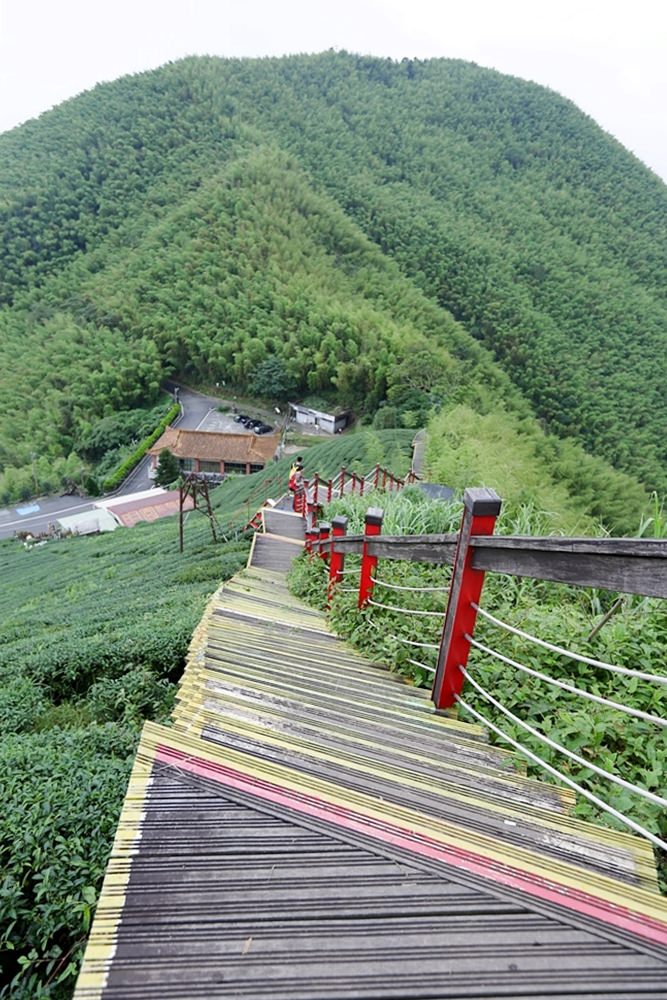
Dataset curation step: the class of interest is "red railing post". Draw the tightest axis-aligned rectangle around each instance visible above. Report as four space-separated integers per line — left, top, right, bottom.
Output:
358 507 383 608
306 478 319 531
382 467 387 489
374 464 380 489
304 527 319 555
293 478 307 515
340 467 346 496
312 473 320 505
359 474 365 497
327 479 333 503
327 514 348 604
318 521 331 563
432 488 502 711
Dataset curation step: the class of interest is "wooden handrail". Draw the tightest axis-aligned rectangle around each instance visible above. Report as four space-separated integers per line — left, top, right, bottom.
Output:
313 532 667 598
470 536 667 599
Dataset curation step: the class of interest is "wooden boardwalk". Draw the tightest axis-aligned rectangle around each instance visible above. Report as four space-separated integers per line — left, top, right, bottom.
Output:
75 509 667 998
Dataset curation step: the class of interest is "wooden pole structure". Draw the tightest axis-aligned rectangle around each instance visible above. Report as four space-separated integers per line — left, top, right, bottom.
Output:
432 488 502 711
179 474 219 552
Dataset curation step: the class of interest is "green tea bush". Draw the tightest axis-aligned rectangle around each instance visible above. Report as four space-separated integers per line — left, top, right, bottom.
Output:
0 724 136 998
0 678 48 736
86 668 173 725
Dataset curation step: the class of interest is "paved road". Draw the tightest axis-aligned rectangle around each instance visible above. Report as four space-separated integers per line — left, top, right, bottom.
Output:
0 384 231 541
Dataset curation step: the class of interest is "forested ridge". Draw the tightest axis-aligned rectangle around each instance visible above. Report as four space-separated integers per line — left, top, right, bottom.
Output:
1 50 666 502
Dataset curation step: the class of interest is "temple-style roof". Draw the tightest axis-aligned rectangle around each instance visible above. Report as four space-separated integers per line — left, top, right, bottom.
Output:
149 427 279 464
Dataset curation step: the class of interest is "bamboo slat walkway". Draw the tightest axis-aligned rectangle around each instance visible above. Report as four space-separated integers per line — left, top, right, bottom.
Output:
75 509 667 998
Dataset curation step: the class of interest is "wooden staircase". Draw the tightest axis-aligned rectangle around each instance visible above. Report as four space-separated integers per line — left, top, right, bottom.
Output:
74 509 667 998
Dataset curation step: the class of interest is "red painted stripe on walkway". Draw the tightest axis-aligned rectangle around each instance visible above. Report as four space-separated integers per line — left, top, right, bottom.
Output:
155 743 667 948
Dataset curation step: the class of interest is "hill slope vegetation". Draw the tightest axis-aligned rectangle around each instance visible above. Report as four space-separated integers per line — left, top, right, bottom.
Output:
1 52 666 501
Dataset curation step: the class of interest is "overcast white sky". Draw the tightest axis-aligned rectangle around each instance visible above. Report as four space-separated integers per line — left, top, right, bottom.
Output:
1 0 665 182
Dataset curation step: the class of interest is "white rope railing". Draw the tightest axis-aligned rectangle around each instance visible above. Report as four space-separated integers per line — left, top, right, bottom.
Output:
472 604 667 686
366 617 439 649
462 667 667 809
371 575 450 594
389 634 439 649
458 668 667 852
407 657 435 674
466 635 667 729
367 598 443 617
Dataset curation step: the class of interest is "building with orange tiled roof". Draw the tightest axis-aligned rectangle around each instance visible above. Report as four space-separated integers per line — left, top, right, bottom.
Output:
148 428 279 478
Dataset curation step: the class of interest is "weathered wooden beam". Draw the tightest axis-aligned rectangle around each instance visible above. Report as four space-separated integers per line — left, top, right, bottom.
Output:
368 536 458 563
470 537 667 598
309 531 667 598
310 533 458 562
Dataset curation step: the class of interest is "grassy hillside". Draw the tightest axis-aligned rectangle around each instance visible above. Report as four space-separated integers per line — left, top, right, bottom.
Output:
0 52 665 499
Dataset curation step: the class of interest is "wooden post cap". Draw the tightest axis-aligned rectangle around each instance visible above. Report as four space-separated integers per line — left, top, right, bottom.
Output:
463 487 502 517
365 507 384 527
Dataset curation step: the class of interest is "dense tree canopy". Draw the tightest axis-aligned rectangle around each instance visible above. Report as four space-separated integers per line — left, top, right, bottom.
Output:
0 51 665 499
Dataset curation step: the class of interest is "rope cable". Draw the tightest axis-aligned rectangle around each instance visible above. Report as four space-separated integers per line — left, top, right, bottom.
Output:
457 675 667 852
461 667 667 810
466 636 667 729
368 598 443 617
472 604 667 686
406 657 435 674
365 618 439 649
370 575 450 594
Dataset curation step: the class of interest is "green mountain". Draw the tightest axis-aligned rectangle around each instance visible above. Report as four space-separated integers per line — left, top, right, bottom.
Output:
1 51 665 505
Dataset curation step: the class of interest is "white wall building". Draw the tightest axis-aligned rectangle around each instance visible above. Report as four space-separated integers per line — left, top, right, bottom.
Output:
289 404 350 434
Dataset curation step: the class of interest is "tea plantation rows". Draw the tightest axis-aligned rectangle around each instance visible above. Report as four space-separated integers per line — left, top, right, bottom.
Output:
0 429 413 998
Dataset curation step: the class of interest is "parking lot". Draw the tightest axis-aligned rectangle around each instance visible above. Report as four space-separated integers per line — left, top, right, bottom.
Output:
196 408 280 435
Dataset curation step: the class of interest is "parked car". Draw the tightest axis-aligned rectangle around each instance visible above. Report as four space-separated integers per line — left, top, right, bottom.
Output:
235 414 251 425
254 423 274 435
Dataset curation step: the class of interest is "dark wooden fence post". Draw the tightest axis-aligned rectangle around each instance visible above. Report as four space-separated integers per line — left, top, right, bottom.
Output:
339 467 346 497
327 515 348 604
358 507 384 608
374 464 380 489
432 488 502 711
